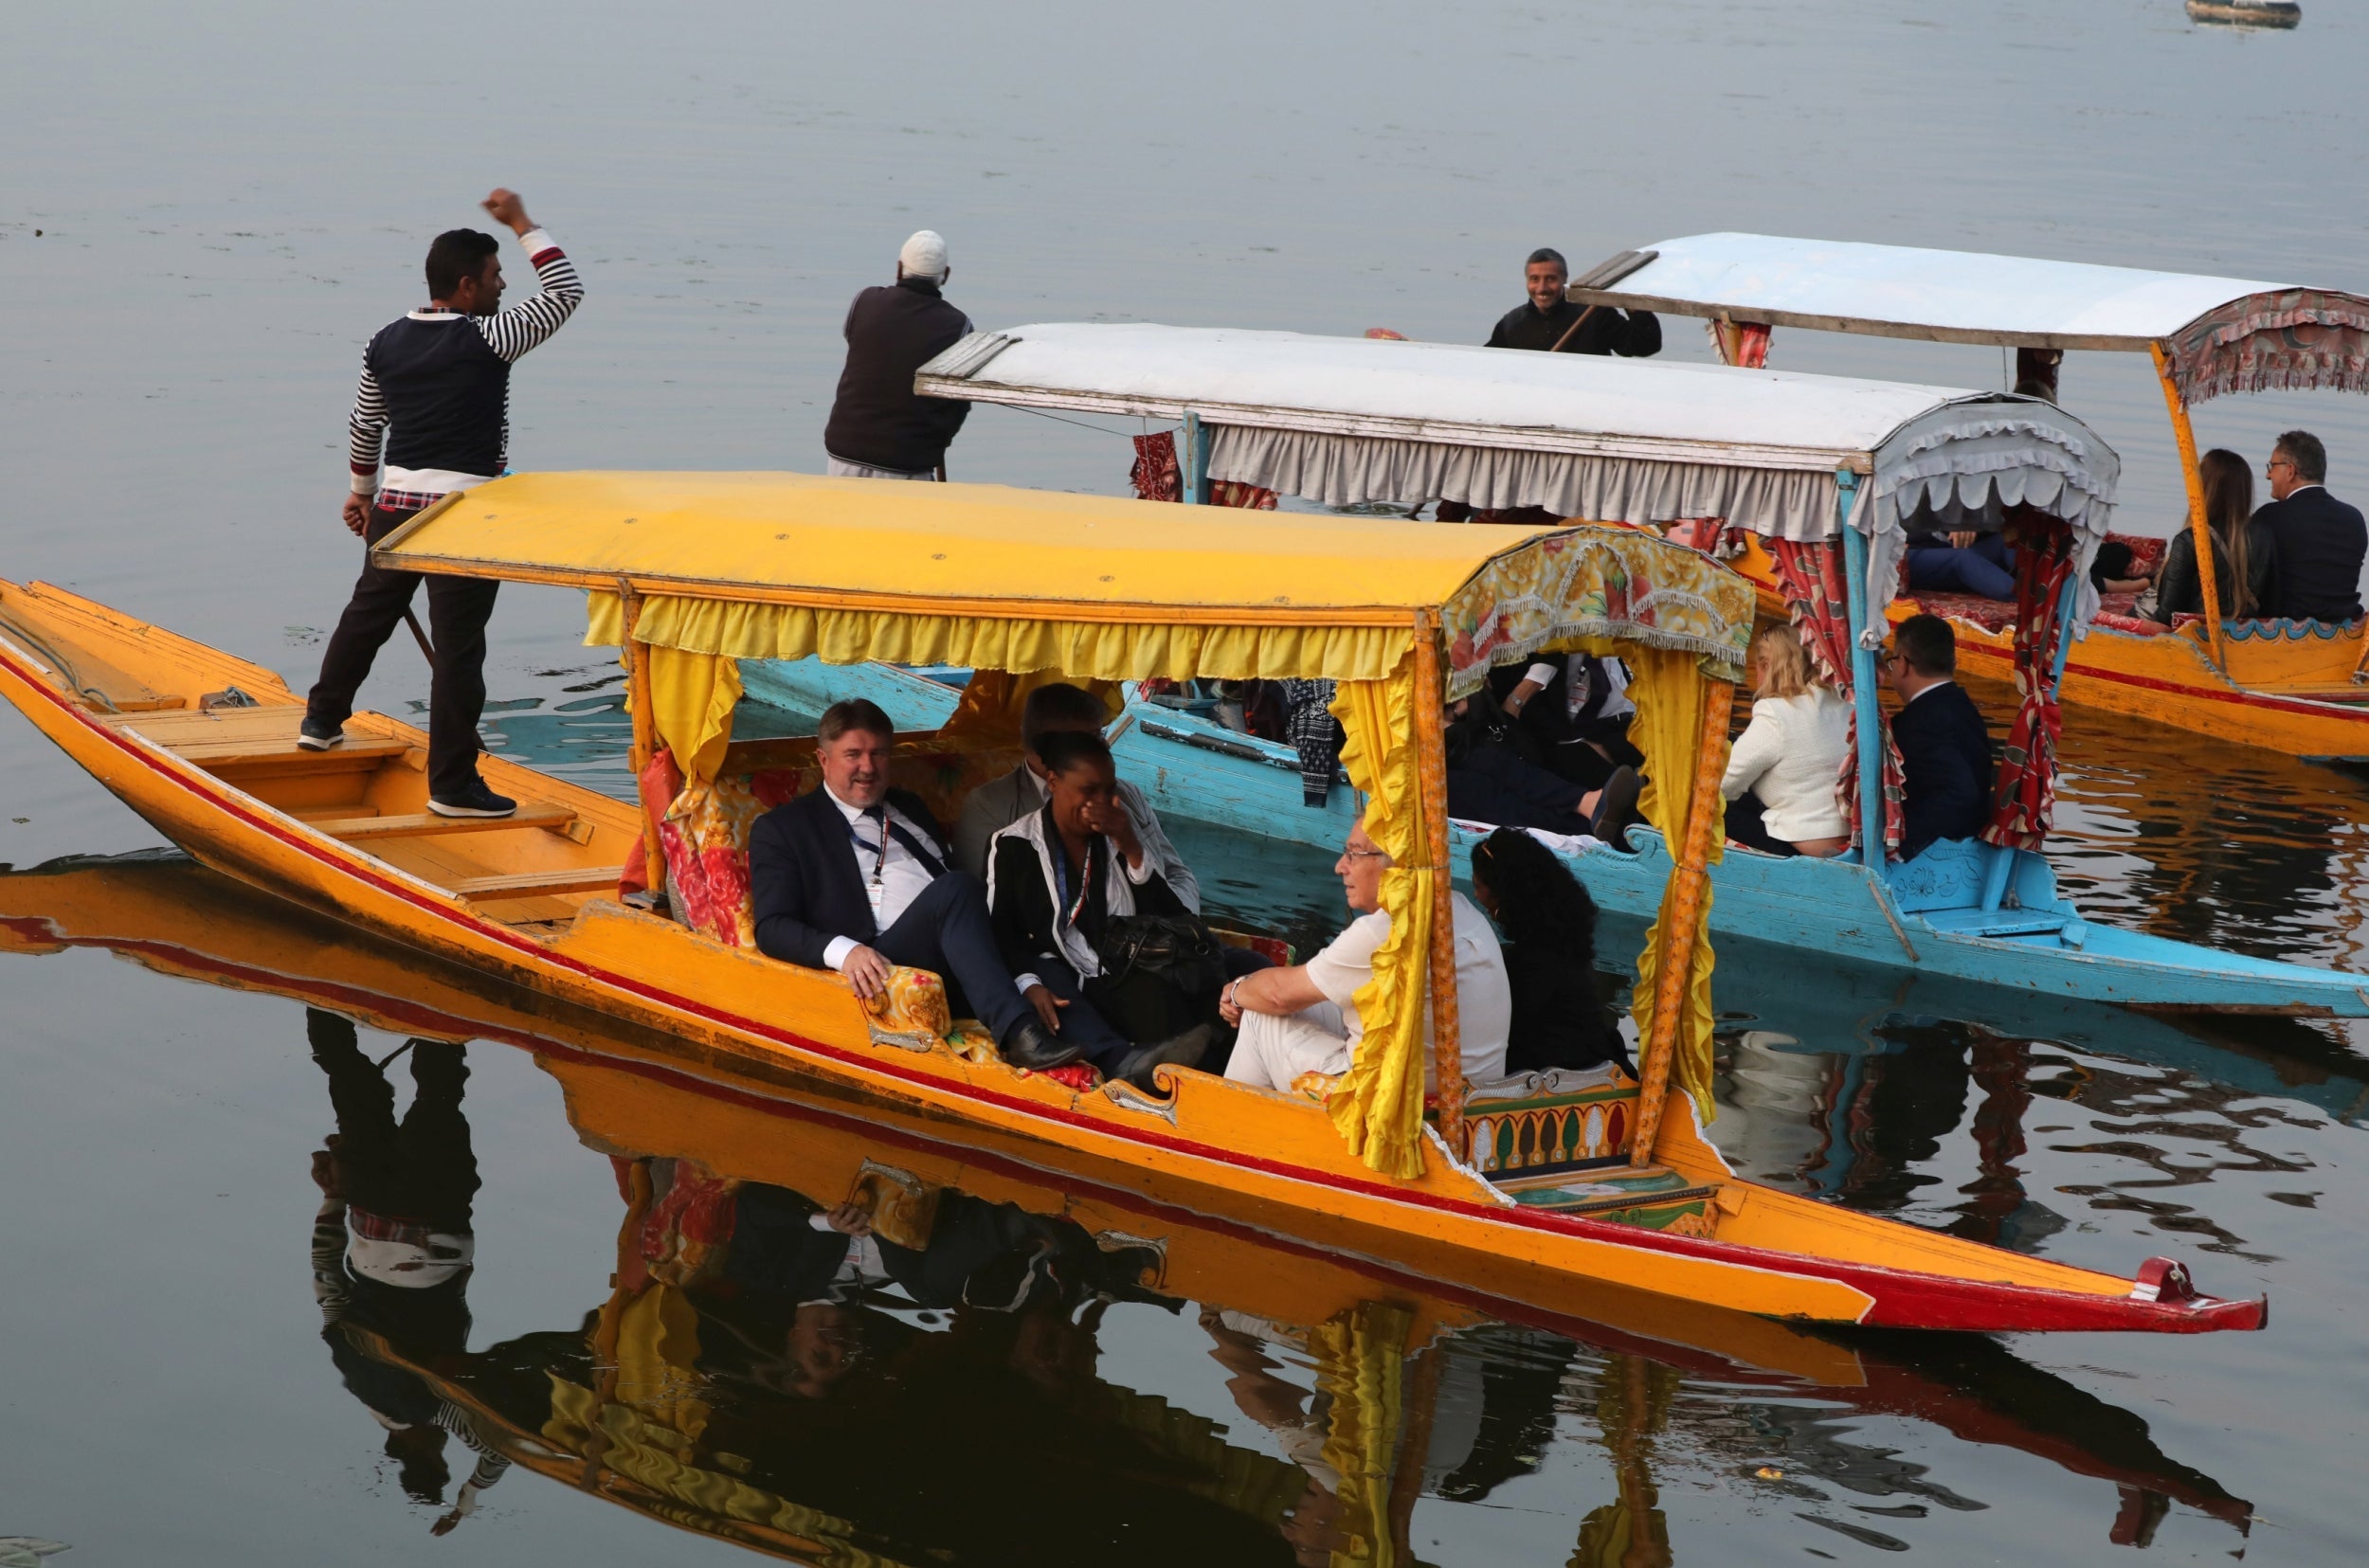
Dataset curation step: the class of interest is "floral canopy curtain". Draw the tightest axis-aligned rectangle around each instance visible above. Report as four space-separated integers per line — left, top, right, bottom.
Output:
1765 539 1904 860
1981 512 2077 852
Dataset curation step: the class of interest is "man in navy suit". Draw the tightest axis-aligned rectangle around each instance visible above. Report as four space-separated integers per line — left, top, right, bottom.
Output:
749 699 1075 1069
1882 614 1996 861
2257 430 2366 623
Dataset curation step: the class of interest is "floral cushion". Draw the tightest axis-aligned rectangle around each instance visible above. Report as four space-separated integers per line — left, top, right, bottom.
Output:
1907 590 2016 634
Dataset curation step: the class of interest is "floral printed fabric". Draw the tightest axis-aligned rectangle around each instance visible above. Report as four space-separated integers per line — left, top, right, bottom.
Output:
1981 513 2076 853
1766 538 1905 861
1441 526 1754 700
2163 288 2369 405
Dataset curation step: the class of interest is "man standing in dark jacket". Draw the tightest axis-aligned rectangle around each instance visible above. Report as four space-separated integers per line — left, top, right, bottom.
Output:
2256 430 2367 622
1882 615 1996 861
302 188 584 819
1483 247 1660 358
823 230 973 479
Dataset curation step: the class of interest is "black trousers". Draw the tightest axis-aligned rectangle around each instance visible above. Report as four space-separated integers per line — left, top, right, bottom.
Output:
874 872 1035 1044
306 502 501 798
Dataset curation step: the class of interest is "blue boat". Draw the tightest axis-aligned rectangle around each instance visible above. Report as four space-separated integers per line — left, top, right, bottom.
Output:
738 653 2369 1016
875 321 2369 1018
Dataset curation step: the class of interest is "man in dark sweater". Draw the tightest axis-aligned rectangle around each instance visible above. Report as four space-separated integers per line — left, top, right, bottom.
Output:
2256 429 2367 623
823 230 973 479
1882 614 1996 861
1483 246 1661 359
302 189 584 818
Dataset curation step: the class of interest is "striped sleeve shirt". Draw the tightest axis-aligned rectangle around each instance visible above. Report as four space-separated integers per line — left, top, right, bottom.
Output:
347 228 584 495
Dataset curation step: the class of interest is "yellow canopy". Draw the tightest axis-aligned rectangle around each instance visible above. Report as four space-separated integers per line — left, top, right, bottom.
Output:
377 471 1748 1179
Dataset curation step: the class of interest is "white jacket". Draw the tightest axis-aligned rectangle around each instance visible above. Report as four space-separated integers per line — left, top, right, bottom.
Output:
1721 688 1851 842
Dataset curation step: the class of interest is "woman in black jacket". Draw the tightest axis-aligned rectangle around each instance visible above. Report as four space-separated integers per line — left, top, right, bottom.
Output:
986 730 1214 1086
1468 827 1629 1075
2152 447 2276 622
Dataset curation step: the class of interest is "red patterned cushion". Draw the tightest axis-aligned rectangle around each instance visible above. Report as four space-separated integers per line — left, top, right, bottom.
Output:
1908 591 2016 633
2091 610 2168 637
2106 531 2167 572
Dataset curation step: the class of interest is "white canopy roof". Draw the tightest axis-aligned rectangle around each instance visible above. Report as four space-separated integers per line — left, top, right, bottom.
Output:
919 324 2121 625
1567 232 2301 351
924 322 1985 472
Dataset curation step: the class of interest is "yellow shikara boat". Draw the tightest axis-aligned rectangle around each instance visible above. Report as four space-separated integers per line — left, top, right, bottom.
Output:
1570 233 2369 758
0 470 2263 1332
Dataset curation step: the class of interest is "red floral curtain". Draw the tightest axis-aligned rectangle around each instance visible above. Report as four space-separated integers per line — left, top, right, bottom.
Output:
1130 430 1277 509
1981 511 2076 852
1766 538 1906 861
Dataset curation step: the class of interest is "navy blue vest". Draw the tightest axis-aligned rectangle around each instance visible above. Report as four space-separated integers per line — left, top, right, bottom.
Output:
367 315 511 478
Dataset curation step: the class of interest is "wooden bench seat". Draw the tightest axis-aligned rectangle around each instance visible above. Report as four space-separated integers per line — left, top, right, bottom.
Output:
450 866 624 902
309 803 577 841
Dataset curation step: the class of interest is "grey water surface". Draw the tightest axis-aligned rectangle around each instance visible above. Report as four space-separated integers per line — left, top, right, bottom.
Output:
6 1 2369 1562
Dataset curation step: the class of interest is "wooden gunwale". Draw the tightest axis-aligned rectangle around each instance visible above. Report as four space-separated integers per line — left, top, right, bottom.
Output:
0 588 2265 1333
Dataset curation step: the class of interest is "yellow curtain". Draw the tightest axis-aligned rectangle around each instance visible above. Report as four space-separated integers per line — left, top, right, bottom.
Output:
637 644 743 784
1622 645 1725 1127
1309 1300 1414 1568
1323 653 1432 1181
587 591 1410 686
933 667 1124 749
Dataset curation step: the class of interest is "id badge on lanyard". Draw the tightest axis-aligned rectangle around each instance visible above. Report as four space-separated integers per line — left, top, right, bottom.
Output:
866 873 888 923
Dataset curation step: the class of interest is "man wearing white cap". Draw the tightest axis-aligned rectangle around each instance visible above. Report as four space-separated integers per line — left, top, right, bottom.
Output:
823 230 974 479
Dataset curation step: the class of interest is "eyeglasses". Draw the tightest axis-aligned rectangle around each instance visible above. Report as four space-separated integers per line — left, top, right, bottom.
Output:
2267 459 2295 474
1341 849 1392 863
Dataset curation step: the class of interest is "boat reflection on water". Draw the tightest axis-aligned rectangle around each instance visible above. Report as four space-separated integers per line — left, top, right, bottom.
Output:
0 854 2256 1559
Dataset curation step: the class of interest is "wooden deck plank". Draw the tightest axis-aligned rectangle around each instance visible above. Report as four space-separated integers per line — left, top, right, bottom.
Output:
310 803 577 841
182 737 411 768
451 866 624 901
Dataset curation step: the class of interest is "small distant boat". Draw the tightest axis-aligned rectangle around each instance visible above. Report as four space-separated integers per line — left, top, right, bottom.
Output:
2186 0 2300 27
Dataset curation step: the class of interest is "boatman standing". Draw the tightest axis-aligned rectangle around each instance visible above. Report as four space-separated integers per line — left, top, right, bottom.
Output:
1484 246 1660 358
300 189 584 820
822 230 972 480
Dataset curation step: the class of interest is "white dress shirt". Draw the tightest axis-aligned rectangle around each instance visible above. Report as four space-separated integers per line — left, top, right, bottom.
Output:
819 784 948 972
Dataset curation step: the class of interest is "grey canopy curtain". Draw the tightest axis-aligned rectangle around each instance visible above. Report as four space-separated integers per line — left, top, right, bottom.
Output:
1207 426 1842 541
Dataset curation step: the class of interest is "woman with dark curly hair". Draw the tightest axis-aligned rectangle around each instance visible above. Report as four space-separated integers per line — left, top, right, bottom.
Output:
1468 828 1628 1075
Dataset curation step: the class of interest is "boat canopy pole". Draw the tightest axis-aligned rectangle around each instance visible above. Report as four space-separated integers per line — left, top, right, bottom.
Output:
1631 676 1735 1169
1180 410 1211 505
2153 342 2228 670
618 583 666 889
1413 612 1465 1150
1836 471 1886 875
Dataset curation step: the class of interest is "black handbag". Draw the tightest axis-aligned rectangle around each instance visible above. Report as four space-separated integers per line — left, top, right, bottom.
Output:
1094 913 1229 999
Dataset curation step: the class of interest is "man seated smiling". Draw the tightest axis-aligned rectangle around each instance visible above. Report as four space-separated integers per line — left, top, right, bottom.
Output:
1219 819 1510 1093
748 698 1076 1070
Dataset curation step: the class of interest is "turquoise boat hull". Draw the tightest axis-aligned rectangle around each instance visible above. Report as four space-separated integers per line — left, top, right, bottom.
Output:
740 658 2369 1018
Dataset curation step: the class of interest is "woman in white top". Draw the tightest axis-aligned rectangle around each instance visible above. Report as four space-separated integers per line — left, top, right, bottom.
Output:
1722 625 1852 857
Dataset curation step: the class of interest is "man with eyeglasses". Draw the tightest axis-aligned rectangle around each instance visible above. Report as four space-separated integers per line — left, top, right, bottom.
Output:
1881 615 1995 861
1217 820 1510 1093
2254 430 2365 623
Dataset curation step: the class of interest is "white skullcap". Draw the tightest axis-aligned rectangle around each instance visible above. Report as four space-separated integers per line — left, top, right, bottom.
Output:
898 229 949 280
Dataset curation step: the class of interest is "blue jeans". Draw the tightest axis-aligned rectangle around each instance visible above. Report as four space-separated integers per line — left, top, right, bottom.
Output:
1908 534 2016 600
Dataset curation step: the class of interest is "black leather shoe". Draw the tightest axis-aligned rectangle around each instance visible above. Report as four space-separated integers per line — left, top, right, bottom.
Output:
1589 765 1641 854
1003 1018 1084 1071
1111 1023 1215 1090
297 717 345 751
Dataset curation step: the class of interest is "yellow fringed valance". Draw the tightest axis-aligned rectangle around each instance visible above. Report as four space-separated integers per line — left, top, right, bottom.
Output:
1622 644 1726 1129
1323 652 1432 1180
587 591 1414 687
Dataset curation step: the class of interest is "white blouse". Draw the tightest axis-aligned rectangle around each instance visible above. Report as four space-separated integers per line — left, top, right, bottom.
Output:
1721 688 1852 843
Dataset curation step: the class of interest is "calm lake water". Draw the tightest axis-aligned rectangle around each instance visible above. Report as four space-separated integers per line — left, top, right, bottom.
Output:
8 1 2369 1562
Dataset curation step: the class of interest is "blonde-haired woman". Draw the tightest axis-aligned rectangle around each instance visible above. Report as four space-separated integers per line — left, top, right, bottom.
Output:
1721 625 1852 857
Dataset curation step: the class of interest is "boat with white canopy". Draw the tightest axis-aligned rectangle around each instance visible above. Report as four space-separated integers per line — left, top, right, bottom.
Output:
899 321 2369 1015
1560 232 2369 758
